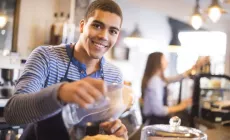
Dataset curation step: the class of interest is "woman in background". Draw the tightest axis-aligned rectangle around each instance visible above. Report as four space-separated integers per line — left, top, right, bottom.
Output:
141 52 193 125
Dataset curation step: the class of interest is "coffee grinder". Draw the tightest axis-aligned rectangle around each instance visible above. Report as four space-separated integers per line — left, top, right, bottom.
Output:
0 69 14 99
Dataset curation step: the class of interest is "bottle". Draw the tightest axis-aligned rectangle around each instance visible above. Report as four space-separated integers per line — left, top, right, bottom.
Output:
49 13 59 45
5 130 16 140
62 13 70 44
205 57 211 74
57 12 65 44
59 12 65 23
62 13 76 44
15 129 23 140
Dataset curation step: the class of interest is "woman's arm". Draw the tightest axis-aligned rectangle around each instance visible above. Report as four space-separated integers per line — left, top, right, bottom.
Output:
167 98 192 114
165 66 194 84
165 74 185 83
143 77 192 116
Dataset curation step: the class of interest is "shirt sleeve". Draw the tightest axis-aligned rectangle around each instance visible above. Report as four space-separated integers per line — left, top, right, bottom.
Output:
4 46 64 125
115 68 123 85
143 77 168 116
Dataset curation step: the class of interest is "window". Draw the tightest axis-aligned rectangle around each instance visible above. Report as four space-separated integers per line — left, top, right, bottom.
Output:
177 31 226 74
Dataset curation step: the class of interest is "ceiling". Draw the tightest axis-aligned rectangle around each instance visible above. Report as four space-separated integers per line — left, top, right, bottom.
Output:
186 0 230 19
129 0 230 32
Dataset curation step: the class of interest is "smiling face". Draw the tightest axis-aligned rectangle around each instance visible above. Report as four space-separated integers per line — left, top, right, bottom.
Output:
79 9 122 59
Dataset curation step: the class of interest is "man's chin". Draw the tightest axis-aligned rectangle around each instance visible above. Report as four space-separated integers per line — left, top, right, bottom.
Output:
89 54 103 59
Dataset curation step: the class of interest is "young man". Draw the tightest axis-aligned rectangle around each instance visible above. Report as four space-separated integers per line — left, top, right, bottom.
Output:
4 0 128 139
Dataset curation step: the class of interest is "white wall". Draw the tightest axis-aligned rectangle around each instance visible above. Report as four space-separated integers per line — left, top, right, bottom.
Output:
225 31 230 75
107 0 171 97
118 0 171 46
17 0 70 57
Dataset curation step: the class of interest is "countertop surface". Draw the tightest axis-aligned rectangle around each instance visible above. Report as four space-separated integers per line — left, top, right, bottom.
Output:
0 99 8 107
194 118 230 140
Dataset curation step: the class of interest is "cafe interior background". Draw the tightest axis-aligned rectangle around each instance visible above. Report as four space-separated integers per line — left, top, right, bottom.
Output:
1 0 230 139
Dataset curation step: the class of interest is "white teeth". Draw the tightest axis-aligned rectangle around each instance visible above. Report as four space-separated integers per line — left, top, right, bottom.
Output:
93 42 105 48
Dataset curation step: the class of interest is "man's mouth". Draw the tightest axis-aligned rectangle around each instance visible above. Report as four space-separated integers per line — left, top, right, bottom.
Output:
92 40 108 48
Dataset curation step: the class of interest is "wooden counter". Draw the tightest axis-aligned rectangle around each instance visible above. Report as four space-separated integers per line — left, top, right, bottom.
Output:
194 118 230 140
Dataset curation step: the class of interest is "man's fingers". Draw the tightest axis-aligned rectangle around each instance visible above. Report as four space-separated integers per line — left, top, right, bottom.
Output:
100 119 121 134
114 124 128 137
110 119 122 133
72 94 88 108
99 119 128 139
84 78 107 95
100 121 110 128
76 88 95 104
83 82 104 101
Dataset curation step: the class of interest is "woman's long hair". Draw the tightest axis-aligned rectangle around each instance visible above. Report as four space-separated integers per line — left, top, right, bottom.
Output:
141 52 163 98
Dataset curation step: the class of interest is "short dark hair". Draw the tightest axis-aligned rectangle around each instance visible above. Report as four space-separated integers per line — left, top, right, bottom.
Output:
84 0 123 22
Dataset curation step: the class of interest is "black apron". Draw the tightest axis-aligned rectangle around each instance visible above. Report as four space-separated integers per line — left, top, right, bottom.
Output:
20 113 69 140
20 44 102 140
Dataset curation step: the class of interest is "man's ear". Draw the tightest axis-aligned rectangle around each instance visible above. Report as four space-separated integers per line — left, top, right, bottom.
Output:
79 19 85 33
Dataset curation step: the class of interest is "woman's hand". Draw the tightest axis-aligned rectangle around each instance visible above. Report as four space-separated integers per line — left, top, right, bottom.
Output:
168 98 192 114
183 56 210 77
183 65 196 77
100 119 128 140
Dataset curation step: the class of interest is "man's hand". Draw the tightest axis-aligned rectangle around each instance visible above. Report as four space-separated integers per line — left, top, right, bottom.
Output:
100 119 128 140
58 77 107 108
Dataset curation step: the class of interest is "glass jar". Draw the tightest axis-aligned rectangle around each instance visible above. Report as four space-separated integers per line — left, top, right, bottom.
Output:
62 83 132 140
141 116 207 140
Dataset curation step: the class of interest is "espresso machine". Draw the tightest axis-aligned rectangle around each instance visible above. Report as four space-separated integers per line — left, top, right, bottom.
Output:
0 68 15 99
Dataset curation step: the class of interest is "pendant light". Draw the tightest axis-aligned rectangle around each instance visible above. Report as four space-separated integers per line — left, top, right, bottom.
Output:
168 18 181 53
0 0 7 29
127 24 142 39
0 13 7 28
123 24 142 47
208 0 225 23
190 0 203 30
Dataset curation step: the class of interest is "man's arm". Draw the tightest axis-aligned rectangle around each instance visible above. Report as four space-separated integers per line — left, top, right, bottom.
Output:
4 46 64 125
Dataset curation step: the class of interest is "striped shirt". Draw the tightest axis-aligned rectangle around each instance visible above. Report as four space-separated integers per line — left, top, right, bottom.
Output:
4 44 123 125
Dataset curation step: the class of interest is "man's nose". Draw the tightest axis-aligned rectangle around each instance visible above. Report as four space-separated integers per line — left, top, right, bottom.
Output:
98 30 109 41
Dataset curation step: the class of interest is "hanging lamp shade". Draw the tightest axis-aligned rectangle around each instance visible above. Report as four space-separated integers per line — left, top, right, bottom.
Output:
169 32 181 46
207 0 226 23
128 24 142 38
0 0 7 29
0 13 7 28
190 0 203 30
123 24 143 47
168 18 182 53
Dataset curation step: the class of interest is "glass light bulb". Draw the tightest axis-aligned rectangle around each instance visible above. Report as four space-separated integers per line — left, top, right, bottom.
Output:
208 6 222 22
0 15 7 28
191 14 203 30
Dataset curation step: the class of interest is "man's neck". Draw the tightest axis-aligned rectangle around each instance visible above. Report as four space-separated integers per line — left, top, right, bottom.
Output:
73 42 100 74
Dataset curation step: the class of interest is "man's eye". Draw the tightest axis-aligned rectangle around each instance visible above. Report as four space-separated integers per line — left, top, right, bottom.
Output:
93 24 101 29
110 30 118 35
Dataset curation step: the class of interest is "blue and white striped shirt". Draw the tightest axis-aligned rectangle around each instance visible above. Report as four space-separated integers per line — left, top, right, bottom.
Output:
4 44 123 125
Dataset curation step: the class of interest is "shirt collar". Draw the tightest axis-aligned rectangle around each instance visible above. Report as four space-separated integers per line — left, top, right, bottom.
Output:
66 44 105 71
